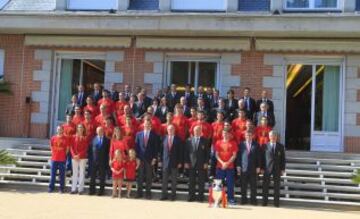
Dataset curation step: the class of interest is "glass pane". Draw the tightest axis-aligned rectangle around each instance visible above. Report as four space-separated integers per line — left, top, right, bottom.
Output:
286 0 310 8
314 65 340 132
315 0 337 8
82 60 105 93
198 62 216 88
171 62 189 91
58 59 75 121
285 64 312 150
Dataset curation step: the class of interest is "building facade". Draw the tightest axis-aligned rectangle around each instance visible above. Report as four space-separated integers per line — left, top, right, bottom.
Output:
0 0 359 153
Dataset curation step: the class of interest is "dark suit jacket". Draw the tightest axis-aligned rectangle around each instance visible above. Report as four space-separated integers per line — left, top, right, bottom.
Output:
135 130 160 163
184 92 195 107
241 97 257 119
155 106 169 123
237 141 260 173
75 92 87 108
144 96 152 109
262 142 286 175
65 103 79 116
91 136 110 167
184 137 210 170
210 107 229 122
160 135 182 169
134 101 147 118
183 105 191 118
225 98 238 120
110 91 119 102
166 92 181 112
90 91 102 104
253 111 276 128
256 99 274 113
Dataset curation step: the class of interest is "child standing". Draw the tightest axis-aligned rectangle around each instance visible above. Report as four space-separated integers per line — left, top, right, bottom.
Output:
111 149 125 198
125 149 139 198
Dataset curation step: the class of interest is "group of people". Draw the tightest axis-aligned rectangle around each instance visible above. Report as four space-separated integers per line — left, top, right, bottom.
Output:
49 82 286 207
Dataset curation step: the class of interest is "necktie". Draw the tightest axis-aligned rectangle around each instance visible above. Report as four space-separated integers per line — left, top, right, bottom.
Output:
246 98 250 111
144 132 149 147
247 141 251 155
168 136 173 151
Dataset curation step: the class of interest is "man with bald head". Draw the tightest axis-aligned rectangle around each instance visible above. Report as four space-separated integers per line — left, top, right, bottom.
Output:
89 126 110 196
184 125 210 202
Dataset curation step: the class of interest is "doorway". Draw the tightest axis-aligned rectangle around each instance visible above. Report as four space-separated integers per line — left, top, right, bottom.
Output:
285 62 343 151
51 55 105 133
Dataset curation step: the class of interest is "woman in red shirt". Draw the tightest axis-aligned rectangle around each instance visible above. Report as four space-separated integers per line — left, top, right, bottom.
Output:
121 116 137 149
125 148 140 198
111 149 126 198
160 112 174 137
255 116 272 149
49 126 68 193
72 106 84 126
103 117 115 139
187 107 198 129
97 90 115 115
115 92 129 117
84 96 99 117
109 127 128 163
70 124 89 194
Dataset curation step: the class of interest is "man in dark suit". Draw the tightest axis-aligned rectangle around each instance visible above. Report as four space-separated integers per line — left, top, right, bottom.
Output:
262 131 286 207
196 86 209 109
90 83 102 104
210 89 220 109
65 95 79 116
180 96 191 118
166 84 181 112
141 88 152 109
196 97 210 121
237 131 261 205
134 93 147 119
210 98 229 122
159 125 182 201
184 125 210 202
110 83 119 102
241 87 257 119
89 126 110 196
135 121 160 199
123 84 131 101
253 102 276 127
256 90 274 113
225 89 238 120
184 84 195 107
75 84 87 108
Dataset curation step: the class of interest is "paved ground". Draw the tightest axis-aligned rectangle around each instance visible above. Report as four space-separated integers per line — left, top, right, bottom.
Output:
0 190 359 219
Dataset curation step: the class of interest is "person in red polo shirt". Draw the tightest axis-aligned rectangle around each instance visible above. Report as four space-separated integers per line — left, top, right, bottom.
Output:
255 117 272 149
84 96 99 117
95 104 109 127
187 107 198 129
62 115 76 172
98 90 115 115
103 117 115 139
121 116 137 149
232 110 248 144
160 112 174 137
70 124 89 194
117 105 138 128
214 128 238 205
49 126 68 193
172 104 189 142
210 111 225 177
72 106 84 126
190 110 213 140
115 92 129 117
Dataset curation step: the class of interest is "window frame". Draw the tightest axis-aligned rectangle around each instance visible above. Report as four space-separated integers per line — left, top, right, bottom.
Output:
67 0 118 11
283 0 341 11
171 0 227 12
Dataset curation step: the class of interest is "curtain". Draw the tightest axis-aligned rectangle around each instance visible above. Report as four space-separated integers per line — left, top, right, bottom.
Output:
58 59 73 121
322 66 340 132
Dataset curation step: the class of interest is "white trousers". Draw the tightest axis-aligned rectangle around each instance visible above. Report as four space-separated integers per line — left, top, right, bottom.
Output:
71 159 87 192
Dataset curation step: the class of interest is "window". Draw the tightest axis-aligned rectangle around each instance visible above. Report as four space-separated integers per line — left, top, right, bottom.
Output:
67 0 118 10
171 0 226 11
168 61 217 93
0 49 4 80
0 0 10 10
284 0 339 10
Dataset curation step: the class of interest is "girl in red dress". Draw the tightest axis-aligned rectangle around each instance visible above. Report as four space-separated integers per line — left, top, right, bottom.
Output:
125 149 140 198
111 149 125 198
109 127 128 162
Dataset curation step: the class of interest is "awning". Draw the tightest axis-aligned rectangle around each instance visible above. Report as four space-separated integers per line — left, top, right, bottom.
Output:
256 39 360 52
136 37 250 51
25 35 132 48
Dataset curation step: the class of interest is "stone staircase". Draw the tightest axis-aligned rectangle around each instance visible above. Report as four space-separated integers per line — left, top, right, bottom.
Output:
0 138 360 207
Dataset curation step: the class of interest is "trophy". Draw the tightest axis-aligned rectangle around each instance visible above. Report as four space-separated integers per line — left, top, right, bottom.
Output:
208 178 227 208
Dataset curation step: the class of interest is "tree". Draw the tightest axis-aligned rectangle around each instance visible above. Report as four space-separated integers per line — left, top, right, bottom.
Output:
0 150 16 165
352 169 360 184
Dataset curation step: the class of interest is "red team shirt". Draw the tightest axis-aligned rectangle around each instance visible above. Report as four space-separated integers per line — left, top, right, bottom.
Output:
172 115 189 141
115 101 128 117
255 126 272 148
125 159 137 181
190 120 213 139
72 115 84 126
84 105 99 117
83 119 97 139
70 135 89 159
109 139 128 160
111 160 125 179
50 135 69 162
121 125 137 149
98 98 115 115
214 140 238 169
232 118 247 143
212 121 225 144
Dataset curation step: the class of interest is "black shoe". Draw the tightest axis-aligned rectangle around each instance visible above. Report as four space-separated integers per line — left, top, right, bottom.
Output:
135 193 143 199
145 194 152 200
262 203 268 207
170 196 176 201
160 196 168 201
97 191 104 196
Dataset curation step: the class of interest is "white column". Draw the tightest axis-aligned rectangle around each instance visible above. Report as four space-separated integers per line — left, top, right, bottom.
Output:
227 0 238 12
56 0 66 10
159 0 171 11
118 0 130 11
270 0 283 12
343 0 356 12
